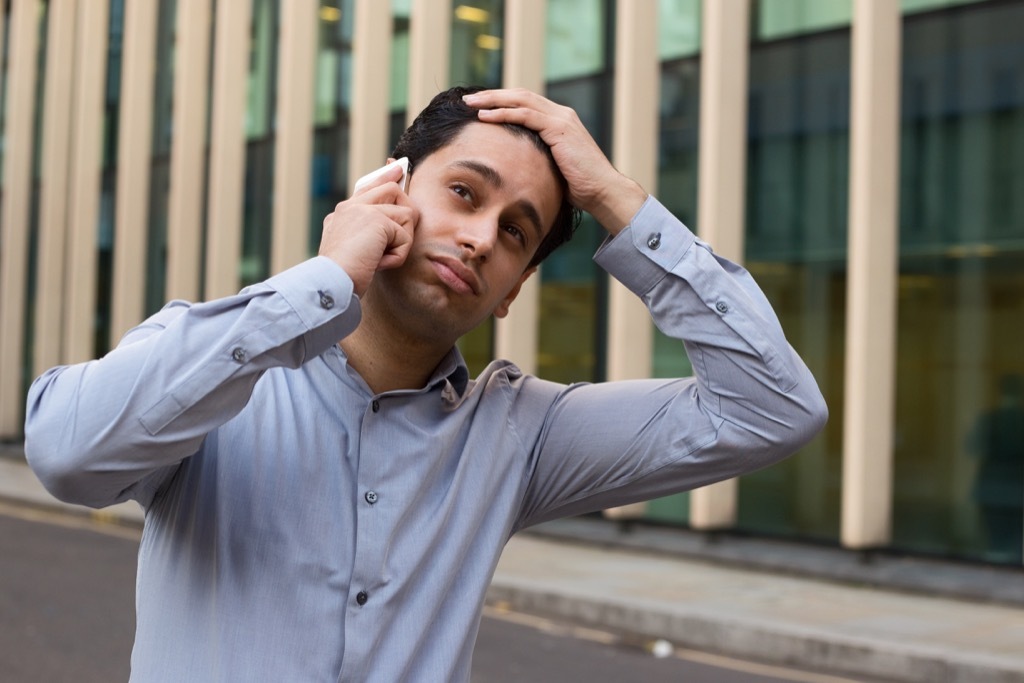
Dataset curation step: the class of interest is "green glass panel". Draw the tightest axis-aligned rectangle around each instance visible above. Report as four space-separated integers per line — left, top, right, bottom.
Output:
240 0 279 288
736 25 850 541
450 0 503 87
658 0 701 60
545 0 604 81
893 1 1024 564
755 0 851 41
311 0 355 257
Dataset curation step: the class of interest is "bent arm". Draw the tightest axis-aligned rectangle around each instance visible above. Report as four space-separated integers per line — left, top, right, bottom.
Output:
25 256 360 508
515 197 828 529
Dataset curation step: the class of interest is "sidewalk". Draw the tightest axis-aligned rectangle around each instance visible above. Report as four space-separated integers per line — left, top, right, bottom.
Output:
3 446 1024 683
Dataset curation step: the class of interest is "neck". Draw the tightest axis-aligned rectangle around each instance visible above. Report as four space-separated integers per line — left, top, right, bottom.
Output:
339 293 454 395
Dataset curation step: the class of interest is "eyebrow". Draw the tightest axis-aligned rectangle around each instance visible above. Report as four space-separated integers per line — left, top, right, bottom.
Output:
450 160 545 243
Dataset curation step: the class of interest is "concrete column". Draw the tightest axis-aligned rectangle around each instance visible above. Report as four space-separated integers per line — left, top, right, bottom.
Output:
0 0 42 436
689 0 751 530
166 0 212 301
63 0 111 364
602 0 660 521
34 0 79 376
349 0 394 191
111 0 159 337
493 0 548 373
271 0 318 274
204 0 253 299
406 0 451 124
841 0 901 549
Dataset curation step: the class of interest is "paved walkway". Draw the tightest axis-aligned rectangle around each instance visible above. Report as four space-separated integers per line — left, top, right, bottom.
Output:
2 447 1023 682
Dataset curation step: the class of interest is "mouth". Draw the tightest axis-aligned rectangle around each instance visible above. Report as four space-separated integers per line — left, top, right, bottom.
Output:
429 256 480 296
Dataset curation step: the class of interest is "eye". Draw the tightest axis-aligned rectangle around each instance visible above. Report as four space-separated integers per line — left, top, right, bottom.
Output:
450 183 474 203
502 224 527 246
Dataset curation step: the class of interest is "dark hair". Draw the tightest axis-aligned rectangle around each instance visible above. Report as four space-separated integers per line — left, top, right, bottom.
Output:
391 85 582 268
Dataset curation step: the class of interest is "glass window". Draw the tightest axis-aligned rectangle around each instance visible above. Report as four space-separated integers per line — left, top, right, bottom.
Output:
736 12 851 541
659 0 701 60
754 0 851 41
96 0 126 355
893 1 1024 564
539 58 613 384
311 0 354 256
451 1 503 86
240 0 279 288
389 0 410 118
145 0 178 315
545 0 605 82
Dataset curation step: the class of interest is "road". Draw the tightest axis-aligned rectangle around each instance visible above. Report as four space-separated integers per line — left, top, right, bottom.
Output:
0 502 864 682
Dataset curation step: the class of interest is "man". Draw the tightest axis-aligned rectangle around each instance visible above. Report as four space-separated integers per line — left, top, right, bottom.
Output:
25 87 827 681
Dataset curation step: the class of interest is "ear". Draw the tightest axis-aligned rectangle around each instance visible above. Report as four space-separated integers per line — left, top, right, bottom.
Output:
494 267 537 319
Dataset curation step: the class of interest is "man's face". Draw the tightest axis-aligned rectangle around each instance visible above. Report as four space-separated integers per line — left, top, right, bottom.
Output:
369 122 562 341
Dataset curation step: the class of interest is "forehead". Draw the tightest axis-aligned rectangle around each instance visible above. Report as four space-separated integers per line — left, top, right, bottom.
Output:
423 122 563 233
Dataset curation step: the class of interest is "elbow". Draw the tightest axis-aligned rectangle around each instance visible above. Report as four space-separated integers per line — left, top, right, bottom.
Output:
24 375 102 508
777 382 829 457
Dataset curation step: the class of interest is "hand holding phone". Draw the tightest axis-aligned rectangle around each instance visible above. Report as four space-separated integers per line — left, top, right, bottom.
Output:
353 157 409 194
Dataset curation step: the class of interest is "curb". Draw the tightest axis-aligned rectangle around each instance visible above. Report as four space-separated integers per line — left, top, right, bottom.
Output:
485 579 1024 683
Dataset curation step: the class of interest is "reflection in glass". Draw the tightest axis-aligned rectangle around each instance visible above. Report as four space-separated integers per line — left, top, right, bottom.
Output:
736 22 850 541
311 0 355 257
539 59 613 384
240 0 279 287
893 2 1024 564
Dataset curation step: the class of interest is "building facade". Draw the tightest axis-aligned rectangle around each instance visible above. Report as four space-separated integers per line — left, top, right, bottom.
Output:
1 0 1021 565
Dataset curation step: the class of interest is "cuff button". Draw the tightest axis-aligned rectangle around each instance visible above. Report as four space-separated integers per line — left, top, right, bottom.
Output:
646 233 662 250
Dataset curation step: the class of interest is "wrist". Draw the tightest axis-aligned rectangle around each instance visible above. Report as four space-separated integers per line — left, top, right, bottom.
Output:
586 176 648 236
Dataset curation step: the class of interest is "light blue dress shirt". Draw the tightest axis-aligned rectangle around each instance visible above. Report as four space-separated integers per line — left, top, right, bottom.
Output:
25 197 827 682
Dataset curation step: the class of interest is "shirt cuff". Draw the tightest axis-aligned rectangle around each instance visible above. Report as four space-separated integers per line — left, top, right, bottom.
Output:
593 196 697 296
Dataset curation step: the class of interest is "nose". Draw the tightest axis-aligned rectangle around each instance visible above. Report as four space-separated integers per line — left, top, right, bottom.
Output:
456 214 498 262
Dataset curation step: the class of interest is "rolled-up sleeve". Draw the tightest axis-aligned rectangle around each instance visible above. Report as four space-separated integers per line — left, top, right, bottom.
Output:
514 197 828 529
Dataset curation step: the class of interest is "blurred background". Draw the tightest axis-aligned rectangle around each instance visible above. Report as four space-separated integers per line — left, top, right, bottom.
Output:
0 0 1021 571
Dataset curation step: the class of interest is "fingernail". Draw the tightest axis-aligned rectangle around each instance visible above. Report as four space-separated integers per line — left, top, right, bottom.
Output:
462 94 480 103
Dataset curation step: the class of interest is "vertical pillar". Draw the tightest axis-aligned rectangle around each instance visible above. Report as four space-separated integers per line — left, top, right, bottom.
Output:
349 0 393 190
204 0 253 298
689 0 751 530
602 0 660 521
493 0 548 373
111 0 159 337
0 0 41 435
406 0 451 124
35 0 79 376
63 0 111 364
166 0 212 301
842 0 901 549
271 0 318 274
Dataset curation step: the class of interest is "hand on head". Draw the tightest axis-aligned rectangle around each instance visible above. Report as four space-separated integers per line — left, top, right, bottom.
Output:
461 88 648 233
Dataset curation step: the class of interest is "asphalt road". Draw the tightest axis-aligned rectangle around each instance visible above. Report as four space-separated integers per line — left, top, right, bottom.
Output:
0 503 862 682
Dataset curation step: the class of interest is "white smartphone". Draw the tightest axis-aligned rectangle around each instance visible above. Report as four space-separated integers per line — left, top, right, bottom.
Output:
353 157 410 194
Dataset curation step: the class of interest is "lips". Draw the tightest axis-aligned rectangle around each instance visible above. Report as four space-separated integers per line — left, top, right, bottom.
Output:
429 255 481 295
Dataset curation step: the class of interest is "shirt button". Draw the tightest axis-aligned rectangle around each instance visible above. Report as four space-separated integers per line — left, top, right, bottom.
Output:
371 400 380 413
318 290 334 309
356 591 368 606
716 301 730 314
646 232 662 250
365 490 378 504
231 347 246 363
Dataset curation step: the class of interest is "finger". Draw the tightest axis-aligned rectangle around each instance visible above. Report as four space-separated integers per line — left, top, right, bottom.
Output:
352 162 406 197
462 88 559 113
